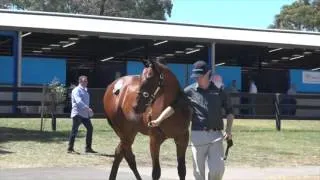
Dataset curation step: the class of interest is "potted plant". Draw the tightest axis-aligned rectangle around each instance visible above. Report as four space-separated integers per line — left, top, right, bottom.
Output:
47 77 67 131
48 77 66 106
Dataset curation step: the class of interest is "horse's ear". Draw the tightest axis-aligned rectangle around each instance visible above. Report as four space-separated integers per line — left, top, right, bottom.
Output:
142 59 151 67
149 59 156 67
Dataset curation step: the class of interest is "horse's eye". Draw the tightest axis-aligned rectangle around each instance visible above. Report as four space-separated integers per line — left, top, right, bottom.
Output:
142 92 149 98
146 72 153 79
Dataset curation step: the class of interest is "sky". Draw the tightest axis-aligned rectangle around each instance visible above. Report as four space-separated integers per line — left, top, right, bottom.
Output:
168 0 296 29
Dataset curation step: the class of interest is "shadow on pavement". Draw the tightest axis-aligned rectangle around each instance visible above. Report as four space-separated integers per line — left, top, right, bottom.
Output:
0 127 84 143
0 146 13 155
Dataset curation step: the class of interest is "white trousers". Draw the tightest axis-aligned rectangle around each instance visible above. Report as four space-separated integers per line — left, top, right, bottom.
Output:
191 130 225 180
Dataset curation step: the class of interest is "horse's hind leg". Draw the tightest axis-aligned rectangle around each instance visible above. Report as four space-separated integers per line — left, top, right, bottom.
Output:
109 143 124 180
123 135 142 180
124 147 141 180
110 132 142 180
174 131 189 180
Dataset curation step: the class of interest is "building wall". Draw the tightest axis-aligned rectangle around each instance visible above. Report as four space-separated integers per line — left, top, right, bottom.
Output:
289 69 320 117
0 56 14 84
2 57 320 116
0 56 66 113
290 69 320 93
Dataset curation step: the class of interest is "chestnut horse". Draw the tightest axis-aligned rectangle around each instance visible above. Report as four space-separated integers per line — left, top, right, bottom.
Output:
103 59 192 180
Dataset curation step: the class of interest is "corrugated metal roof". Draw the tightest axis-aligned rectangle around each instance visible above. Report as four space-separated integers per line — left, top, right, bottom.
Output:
0 9 320 49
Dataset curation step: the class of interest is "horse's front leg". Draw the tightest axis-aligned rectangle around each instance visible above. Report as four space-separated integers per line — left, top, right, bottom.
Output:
150 134 165 180
174 131 189 180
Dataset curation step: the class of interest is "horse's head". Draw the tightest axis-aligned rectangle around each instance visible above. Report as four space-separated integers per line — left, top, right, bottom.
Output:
133 59 164 113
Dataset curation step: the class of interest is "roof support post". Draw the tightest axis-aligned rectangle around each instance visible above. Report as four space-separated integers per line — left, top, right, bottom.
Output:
12 31 22 113
17 32 22 87
208 42 216 73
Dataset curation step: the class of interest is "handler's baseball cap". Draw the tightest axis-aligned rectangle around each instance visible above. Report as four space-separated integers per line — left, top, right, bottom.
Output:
190 60 211 78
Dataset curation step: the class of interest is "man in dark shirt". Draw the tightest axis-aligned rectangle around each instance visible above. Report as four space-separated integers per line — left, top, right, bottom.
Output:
149 61 234 180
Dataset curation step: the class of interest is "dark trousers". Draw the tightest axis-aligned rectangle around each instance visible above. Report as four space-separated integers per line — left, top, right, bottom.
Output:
249 97 256 115
280 97 297 116
68 115 93 150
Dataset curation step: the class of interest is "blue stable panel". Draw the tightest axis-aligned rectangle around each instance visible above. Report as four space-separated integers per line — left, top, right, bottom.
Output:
0 31 16 37
166 63 188 88
290 69 320 93
127 61 145 75
0 56 14 84
22 57 66 85
126 61 189 88
216 66 242 91
0 56 66 85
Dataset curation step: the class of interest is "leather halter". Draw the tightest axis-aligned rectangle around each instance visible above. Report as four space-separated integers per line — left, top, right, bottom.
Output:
140 72 164 107
137 62 165 109
145 72 164 133
138 64 165 133
146 73 164 106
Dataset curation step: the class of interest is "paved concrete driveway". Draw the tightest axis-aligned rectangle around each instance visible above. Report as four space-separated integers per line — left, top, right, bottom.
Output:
0 166 319 180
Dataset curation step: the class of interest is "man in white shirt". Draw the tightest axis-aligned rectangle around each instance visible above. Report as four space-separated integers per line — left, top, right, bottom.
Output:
249 80 258 94
227 80 240 115
249 80 258 115
287 84 297 115
68 75 96 153
287 84 296 95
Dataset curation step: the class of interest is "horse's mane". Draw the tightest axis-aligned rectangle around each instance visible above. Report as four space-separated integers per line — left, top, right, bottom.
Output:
154 61 182 91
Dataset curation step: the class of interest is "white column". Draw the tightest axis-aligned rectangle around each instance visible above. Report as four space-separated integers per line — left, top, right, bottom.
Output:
211 42 216 73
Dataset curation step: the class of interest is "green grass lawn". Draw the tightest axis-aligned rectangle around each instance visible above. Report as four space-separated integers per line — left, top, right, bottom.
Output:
0 118 319 169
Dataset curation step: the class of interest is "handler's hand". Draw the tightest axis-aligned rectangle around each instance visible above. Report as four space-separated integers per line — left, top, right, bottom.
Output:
148 120 161 127
88 107 94 117
224 131 232 140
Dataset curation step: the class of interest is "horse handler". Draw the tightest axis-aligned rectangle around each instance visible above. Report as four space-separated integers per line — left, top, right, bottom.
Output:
67 75 97 154
149 61 234 180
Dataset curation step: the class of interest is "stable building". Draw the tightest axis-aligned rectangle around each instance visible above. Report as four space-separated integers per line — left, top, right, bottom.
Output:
0 9 320 117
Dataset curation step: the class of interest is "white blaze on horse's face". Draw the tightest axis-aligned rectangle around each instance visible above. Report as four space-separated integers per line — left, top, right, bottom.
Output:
140 67 158 93
142 67 154 80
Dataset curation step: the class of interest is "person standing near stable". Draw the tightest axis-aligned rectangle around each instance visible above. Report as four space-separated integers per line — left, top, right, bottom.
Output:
149 61 234 180
249 79 258 115
67 75 96 153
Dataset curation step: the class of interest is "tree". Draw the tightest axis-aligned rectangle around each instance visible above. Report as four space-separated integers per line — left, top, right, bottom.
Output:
269 0 320 31
0 0 12 8
1 0 173 20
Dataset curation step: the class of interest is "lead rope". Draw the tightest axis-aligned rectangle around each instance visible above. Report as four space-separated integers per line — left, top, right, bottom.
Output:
146 74 165 137
146 85 160 127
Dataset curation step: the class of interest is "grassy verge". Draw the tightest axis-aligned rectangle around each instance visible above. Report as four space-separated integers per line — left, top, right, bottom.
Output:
0 118 319 169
